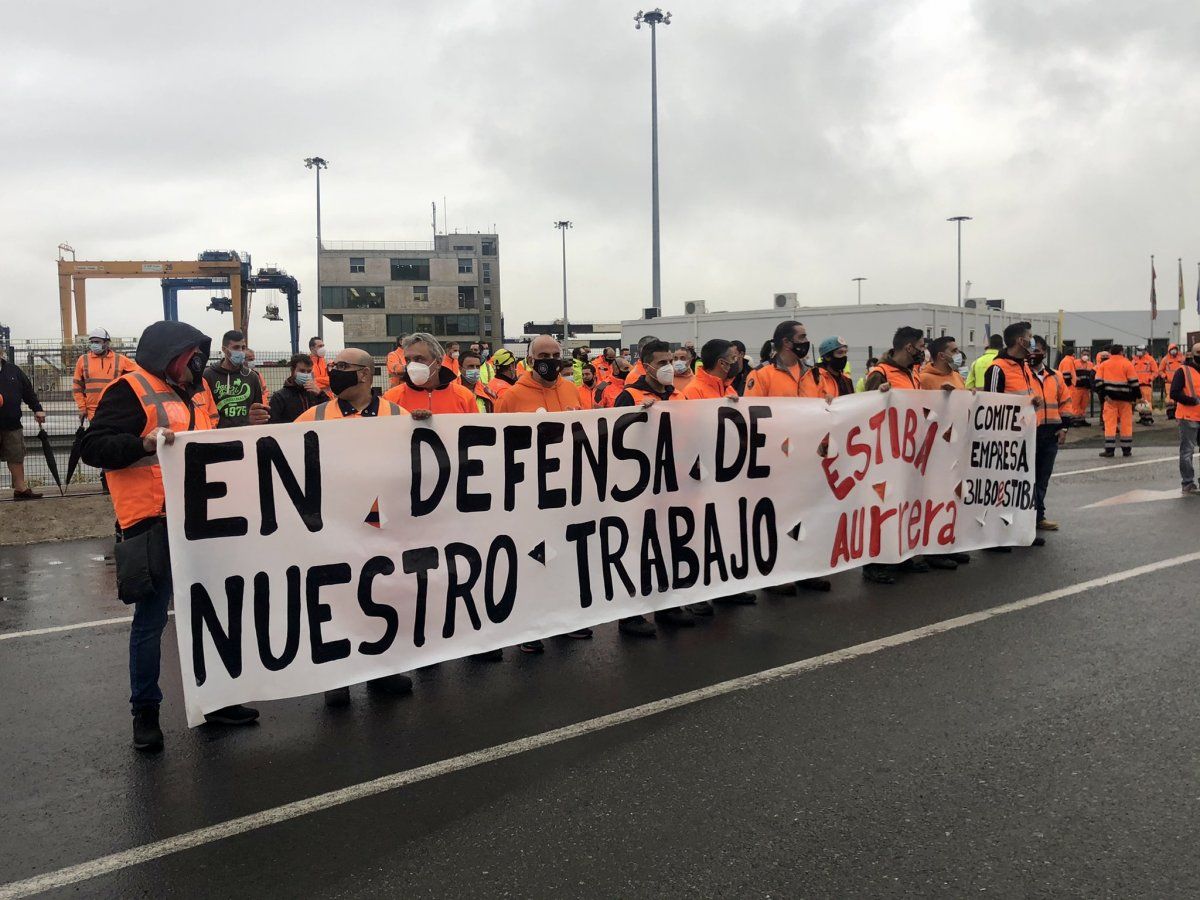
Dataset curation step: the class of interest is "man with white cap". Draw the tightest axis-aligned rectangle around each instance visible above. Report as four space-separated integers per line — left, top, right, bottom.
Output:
73 328 135 422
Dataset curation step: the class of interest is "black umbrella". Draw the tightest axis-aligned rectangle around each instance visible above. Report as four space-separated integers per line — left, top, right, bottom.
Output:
64 420 87 488
36 428 64 496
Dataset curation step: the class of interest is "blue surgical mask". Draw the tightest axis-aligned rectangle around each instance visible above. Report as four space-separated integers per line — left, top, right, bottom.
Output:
295 371 313 385
463 368 480 384
89 341 104 354
229 350 247 367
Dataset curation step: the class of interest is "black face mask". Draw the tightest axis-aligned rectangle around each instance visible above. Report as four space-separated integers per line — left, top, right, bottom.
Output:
792 340 811 359
725 360 741 379
825 356 848 371
532 358 560 381
186 351 206 381
328 368 360 396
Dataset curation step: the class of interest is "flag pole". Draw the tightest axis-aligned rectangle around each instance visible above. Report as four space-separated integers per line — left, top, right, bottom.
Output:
1150 254 1156 350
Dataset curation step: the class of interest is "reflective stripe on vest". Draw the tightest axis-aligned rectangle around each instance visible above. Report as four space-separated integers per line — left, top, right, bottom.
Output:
1034 370 1063 426
78 353 127 394
1179 367 1200 422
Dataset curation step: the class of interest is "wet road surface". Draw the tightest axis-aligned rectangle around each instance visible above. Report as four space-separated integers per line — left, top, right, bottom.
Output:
1 448 1198 897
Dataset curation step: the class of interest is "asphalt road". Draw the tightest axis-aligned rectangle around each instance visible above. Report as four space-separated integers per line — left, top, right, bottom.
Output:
0 447 1198 898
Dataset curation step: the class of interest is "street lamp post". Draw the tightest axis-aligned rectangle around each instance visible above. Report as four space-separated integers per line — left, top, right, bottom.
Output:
554 221 573 344
304 157 329 340
852 276 867 306
635 8 671 313
947 215 972 348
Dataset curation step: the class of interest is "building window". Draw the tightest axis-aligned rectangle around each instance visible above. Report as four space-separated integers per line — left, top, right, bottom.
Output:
458 287 476 309
458 258 473 274
483 289 492 310
452 244 475 252
484 318 493 336
356 342 394 358
390 258 430 280
387 313 479 336
412 285 429 303
969 329 976 343
349 257 365 274
481 240 495 256
482 262 492 284
320 286 385 309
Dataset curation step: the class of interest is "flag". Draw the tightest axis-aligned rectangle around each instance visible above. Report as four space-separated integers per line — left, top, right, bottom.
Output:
1150 256 1157 320
1179 258 1186 312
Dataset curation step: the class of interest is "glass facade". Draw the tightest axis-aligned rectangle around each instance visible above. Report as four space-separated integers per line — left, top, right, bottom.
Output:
320 286 385 309
387 314 480 336
391 258 430 280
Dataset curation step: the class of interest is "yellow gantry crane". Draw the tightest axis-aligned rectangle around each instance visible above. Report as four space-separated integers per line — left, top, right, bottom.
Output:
56 251 250 342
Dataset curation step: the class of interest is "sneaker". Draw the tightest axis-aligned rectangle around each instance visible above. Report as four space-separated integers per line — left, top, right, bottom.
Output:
469 648 504 661
1182 484 1199 495
714 592 757 605
324 686 351 707
926 556 958 570
946 552 971 564
203 704 260 726
618 615 656 637
563 628 594 639
132 706 163 752
367 673 414 695
654 607 695 627
518 640 545 654
685 601 714 616
796 577 832 592
12 488 42 501
1036 519 1059 531
862 564 896 585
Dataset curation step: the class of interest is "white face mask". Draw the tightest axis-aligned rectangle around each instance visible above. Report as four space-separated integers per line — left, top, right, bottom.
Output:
406 362 431 386
451 351 459 360
951 352 964 368
672 360 689 374
656 363 675 385
314 346 326 358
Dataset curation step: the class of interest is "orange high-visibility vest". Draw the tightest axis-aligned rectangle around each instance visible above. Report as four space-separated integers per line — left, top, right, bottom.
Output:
986 357 1034 396
295 398 407 422
73 351 134 418
1177 367 1200 422
867 361 920 390
105 370 216 530
1032 368 1066 426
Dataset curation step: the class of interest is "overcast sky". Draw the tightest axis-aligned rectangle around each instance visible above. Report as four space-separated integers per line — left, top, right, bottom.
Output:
3 0 1199 352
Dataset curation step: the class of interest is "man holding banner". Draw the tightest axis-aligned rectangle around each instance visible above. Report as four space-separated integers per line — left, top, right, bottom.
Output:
82 321 266 752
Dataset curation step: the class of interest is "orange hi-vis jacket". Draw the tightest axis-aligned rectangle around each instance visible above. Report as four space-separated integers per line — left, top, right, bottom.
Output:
494 372 581 412
73 351 135 419
680 366 735 400
441 354 461 377
1058 354 1078 385
983 353 1034 396
598 375 627 408
814 365 854 399
105 370 215 530
295 396 407 422
1131 353 1157 385
577 382 598 409
592 358 615 384
1094 354 1139 401
383 378 478 414
745 359 823 398
867 356 921 391
1160 348 1184 384
1175 366 1200 422
386 348 407 388
1031 366 1067 426
310 353 330 391
917 367 966 390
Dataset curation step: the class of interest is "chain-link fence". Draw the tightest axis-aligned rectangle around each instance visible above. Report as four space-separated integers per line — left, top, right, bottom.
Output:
1 340 387 493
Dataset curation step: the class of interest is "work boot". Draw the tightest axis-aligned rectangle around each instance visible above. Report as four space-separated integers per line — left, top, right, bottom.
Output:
132 706 163 753
1036 519 1059 531
714 592 757 605
862 564 896 585
203 704 260 726
903 557 931 573
368 673 414 695
469 649 504 662
563 628 594 639
796 577 832 592
619 615 656 637
654 607 695 627
518 640 545 654
324 686 351 707
926 556 958 570
685 600 714 616
1098 449 1115 458
946 552 971 564
1122 448 1132 457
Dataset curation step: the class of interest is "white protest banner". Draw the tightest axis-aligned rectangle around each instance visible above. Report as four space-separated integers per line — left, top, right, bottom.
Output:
160 391 1035 725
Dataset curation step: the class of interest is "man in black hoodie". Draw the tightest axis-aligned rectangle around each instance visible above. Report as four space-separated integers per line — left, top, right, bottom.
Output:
82 321 265 752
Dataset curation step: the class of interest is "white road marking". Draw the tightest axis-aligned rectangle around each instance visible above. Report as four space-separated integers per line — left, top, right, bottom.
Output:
1082 489 1183 509
3 549 1199 899
1052 455 1176 478
0 612 173 642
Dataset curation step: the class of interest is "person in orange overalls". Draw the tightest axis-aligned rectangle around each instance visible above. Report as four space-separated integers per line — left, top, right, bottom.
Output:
385 336 407 389
1130 345 1157 424
441 342 461 377
1160 344 1184 420
744 320 822 398
592 347 615 385
309 336 330 391
73 327 136 421
383 334 477 414
1094 344 1139 457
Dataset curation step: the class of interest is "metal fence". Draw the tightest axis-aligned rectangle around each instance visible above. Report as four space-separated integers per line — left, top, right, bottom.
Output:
1 340 391 493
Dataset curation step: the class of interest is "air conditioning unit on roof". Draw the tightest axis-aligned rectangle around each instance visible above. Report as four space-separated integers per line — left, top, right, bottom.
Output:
774 293 798 309
684 299 707 316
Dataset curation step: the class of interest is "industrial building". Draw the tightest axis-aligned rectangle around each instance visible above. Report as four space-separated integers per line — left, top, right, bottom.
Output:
318 234 502 356
621 295 1179 371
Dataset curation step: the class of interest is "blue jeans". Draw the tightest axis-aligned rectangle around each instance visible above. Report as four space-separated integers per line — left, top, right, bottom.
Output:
129 572 172 713
1180 420 1199 487
1034 425 1060 521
